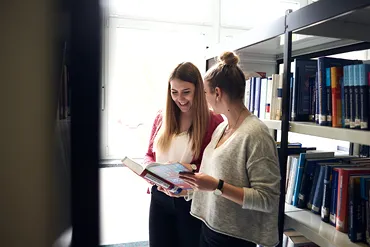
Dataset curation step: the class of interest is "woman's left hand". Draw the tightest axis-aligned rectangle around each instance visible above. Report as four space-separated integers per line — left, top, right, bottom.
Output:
179 172 218 192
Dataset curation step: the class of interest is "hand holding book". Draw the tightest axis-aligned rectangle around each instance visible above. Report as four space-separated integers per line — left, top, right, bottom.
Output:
121 157 194 194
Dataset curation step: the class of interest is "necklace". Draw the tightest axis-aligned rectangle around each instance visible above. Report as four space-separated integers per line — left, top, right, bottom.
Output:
224 108 246 134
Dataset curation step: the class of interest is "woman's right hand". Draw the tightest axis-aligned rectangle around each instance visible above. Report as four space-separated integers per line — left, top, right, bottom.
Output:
157 186 189 198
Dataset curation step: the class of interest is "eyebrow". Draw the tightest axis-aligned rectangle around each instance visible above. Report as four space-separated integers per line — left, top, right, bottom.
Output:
171 88 191 91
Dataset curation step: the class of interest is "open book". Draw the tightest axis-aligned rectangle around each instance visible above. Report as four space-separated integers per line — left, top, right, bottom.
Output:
121 156 192 194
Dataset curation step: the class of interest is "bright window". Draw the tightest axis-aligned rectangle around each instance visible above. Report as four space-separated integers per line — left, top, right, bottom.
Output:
109 0 213 24
105 26 207 158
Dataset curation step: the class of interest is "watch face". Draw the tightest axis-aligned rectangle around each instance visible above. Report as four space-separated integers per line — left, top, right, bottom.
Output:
214 189 222 196
191 164 197 170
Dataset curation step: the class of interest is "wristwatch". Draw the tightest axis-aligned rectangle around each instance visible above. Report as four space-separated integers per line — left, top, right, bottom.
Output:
213 179 224 196
190 164 197 173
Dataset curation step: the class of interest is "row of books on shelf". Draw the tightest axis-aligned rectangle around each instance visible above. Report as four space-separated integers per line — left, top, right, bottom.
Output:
283 229 319 247
245 57 370 131
285 145 370 244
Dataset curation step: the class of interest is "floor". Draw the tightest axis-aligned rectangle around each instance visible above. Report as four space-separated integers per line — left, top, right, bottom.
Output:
100 166 151 245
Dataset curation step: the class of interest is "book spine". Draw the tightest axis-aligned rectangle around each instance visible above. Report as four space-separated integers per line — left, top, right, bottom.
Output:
344 66 351 128
250 78 256 115
330 170 339 226
308 165 321 210
275 74 283 120
312 165 325 214
340 75 345 128
359 64 369 130
254 78 261 118
315 72 319 124
369 72 370 130
331 67 343 128
349 65 356 129
326 67 333 126
265 77 273 120
142 170 181 194
309 76 316 122
336 170 348 232
291 72 298 121
321 166 333 222
354 65 361 129
318 59 328 125
259 79 268 119
244 79 251 109
348 177 363 242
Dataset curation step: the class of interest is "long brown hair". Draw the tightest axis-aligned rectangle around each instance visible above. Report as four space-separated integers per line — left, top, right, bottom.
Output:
156 62 209 159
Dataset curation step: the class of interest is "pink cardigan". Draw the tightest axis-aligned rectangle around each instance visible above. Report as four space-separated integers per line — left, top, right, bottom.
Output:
144 110 224 170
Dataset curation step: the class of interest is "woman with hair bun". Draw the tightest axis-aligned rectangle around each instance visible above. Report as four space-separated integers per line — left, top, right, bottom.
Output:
179 51 281 247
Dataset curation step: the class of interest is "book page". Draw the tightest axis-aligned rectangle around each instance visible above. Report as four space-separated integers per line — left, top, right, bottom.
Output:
121 156 144 175
146 163 192 190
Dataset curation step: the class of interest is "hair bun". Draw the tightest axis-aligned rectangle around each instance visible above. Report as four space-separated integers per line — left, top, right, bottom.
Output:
218 51 239 66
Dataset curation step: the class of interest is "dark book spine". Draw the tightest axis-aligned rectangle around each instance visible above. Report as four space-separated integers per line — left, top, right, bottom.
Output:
315 72 319 124
321 166 333 222
368 72 370 130
297 163 314 209
291 72 298 121
330 170 339 226
348 177 363 242
309 76 316 122
340 76 345 127
308 165 321 210
318 59 328 125
250 78 255 114
326 68 333 126
344 66 351 128
312 165 325 214
367 187 370 244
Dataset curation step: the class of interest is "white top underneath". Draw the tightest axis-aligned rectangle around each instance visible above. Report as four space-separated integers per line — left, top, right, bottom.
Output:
154 132 193 164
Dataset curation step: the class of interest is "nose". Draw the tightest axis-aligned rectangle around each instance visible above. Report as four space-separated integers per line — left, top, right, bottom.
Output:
178 93 186 101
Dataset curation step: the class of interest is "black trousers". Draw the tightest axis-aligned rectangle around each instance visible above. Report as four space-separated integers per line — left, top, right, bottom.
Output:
199 223 257 247
149 186 201 247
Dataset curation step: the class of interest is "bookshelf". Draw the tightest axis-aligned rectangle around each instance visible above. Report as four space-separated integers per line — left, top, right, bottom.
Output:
205 1 370 247
261 119 370 146
285 208 367 247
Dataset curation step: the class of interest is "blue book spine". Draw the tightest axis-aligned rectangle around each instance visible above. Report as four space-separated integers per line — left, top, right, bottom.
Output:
344 66 351 128
326 67 332 126
312 165 326 214
354 65 361 129
340 75 345 128
349 65 356 129
292 153 306 206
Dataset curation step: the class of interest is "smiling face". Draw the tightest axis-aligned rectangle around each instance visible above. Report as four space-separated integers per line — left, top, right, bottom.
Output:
170 78 195 113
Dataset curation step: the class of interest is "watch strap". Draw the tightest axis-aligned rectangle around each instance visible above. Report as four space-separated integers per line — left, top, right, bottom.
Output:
217 179 224 191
